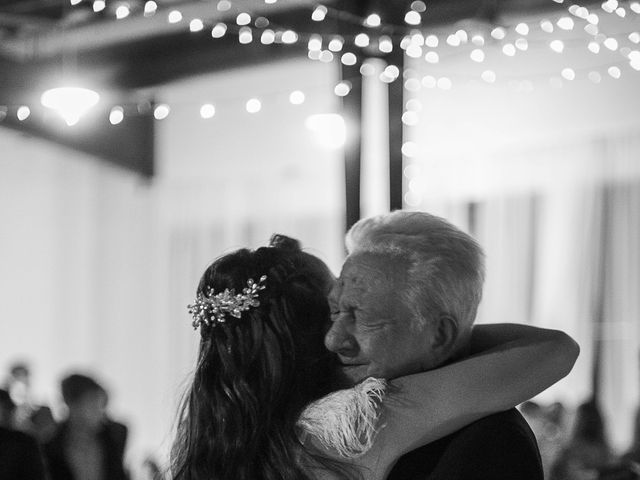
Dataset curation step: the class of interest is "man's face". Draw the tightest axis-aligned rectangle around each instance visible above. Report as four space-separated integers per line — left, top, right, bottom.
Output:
325 252 439 385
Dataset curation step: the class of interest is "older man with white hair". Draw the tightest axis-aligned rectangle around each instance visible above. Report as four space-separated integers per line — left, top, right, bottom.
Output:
325 211 543 480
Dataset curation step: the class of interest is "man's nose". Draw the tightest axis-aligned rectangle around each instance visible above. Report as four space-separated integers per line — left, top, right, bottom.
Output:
324 317 358 356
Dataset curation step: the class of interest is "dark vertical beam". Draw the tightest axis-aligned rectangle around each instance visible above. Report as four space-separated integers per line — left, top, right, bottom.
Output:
341 61 363 232
591 185 610 403
387 50 404 211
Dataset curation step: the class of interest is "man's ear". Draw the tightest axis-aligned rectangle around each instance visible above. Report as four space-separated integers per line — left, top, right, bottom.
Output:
431 314 459 355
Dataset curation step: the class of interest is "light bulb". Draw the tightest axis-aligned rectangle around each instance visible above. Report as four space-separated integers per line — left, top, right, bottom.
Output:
446 34 461 47
557 17 574 30
115 5 130 19
41 86 100 126
608 66 621 78
144 1 157 16
470 49 485 62
425 34 438 47
281 30 298 44
365 13 381 27
604 37 618 50
17 106 30 121
341 52 357 66
236 13 251 26
481 70 497 83
261 29 275 44
540 19 554 33
308 35 322 51
491 27 506 40
200 104 216 119
378 36 393 53
502 43 516 56
289 91 305 105
424 51 439 63
239 27 252 44
211 23 227 38
168 10 182 23
312 5 327 21
334 81 351 96
550 40 565 53
153 104 170 120
405 11 421 25
328 37 344 52
246 98 262 113
190 19 204 32
355 33 370 47
109 106 124 125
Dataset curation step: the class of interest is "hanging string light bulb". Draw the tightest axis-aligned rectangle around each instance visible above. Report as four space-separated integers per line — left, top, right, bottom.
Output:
364 13 381 27
143 1 157 16
41 87 100 126
312 5 327 21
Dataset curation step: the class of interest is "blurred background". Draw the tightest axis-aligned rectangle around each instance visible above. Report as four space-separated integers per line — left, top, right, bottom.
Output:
1 0 639 478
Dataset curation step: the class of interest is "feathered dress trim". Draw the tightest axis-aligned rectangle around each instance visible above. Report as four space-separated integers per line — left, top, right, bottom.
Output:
297 377 388 458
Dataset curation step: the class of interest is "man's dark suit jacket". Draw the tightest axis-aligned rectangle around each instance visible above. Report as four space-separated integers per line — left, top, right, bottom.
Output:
387 408 543 480
44 419 129 480
0 426 47 480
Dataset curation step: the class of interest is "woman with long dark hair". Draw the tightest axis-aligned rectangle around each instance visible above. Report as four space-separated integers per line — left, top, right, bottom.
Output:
171 236 578 480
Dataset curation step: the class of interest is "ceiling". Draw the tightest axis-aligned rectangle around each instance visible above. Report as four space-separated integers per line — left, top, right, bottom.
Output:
0 0 575 98
0 0 571 175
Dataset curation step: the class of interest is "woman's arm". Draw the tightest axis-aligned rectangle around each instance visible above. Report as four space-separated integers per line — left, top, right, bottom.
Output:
363 323 578 467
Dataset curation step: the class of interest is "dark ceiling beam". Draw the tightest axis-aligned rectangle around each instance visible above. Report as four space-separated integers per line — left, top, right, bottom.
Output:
0 11 56 28
0 0 321 61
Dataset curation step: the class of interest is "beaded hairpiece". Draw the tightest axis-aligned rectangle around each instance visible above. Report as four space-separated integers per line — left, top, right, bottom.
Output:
188 275 267 329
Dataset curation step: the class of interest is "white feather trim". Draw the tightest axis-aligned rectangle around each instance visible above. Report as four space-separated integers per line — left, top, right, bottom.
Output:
297 377 388 458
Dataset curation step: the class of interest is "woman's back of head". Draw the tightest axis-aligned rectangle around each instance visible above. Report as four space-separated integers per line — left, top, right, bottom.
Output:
171 235 340 480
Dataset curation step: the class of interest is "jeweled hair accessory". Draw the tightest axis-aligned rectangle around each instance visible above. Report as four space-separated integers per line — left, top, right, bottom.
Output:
188 275 267 329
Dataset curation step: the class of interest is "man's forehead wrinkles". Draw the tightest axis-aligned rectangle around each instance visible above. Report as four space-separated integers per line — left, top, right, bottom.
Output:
342 269 385 290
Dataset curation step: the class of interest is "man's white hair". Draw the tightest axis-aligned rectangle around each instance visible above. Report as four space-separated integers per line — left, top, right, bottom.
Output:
346 211 485 352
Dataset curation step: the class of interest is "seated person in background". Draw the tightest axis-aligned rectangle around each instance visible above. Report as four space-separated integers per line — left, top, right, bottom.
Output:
550 398 614 480
44 373 129 480
0 388 47 480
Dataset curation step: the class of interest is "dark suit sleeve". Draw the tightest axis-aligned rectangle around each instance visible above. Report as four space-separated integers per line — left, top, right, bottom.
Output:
21 434 48 480
427 409 544 480
0 428 48 480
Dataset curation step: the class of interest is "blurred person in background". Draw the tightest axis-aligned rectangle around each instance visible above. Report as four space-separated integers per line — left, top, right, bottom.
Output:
3 360 58 443
4 361 37 430
44 373 129 480
0 388 48 480
141 455 165 480
623 407 640 466
550 398 614 480
521 401 570 478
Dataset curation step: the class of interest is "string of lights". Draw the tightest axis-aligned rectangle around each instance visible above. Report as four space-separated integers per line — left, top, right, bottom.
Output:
2 0 637 126
0 48 635 128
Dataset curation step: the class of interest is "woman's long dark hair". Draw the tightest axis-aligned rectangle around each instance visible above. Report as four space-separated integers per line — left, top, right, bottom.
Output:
171 236 346 480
